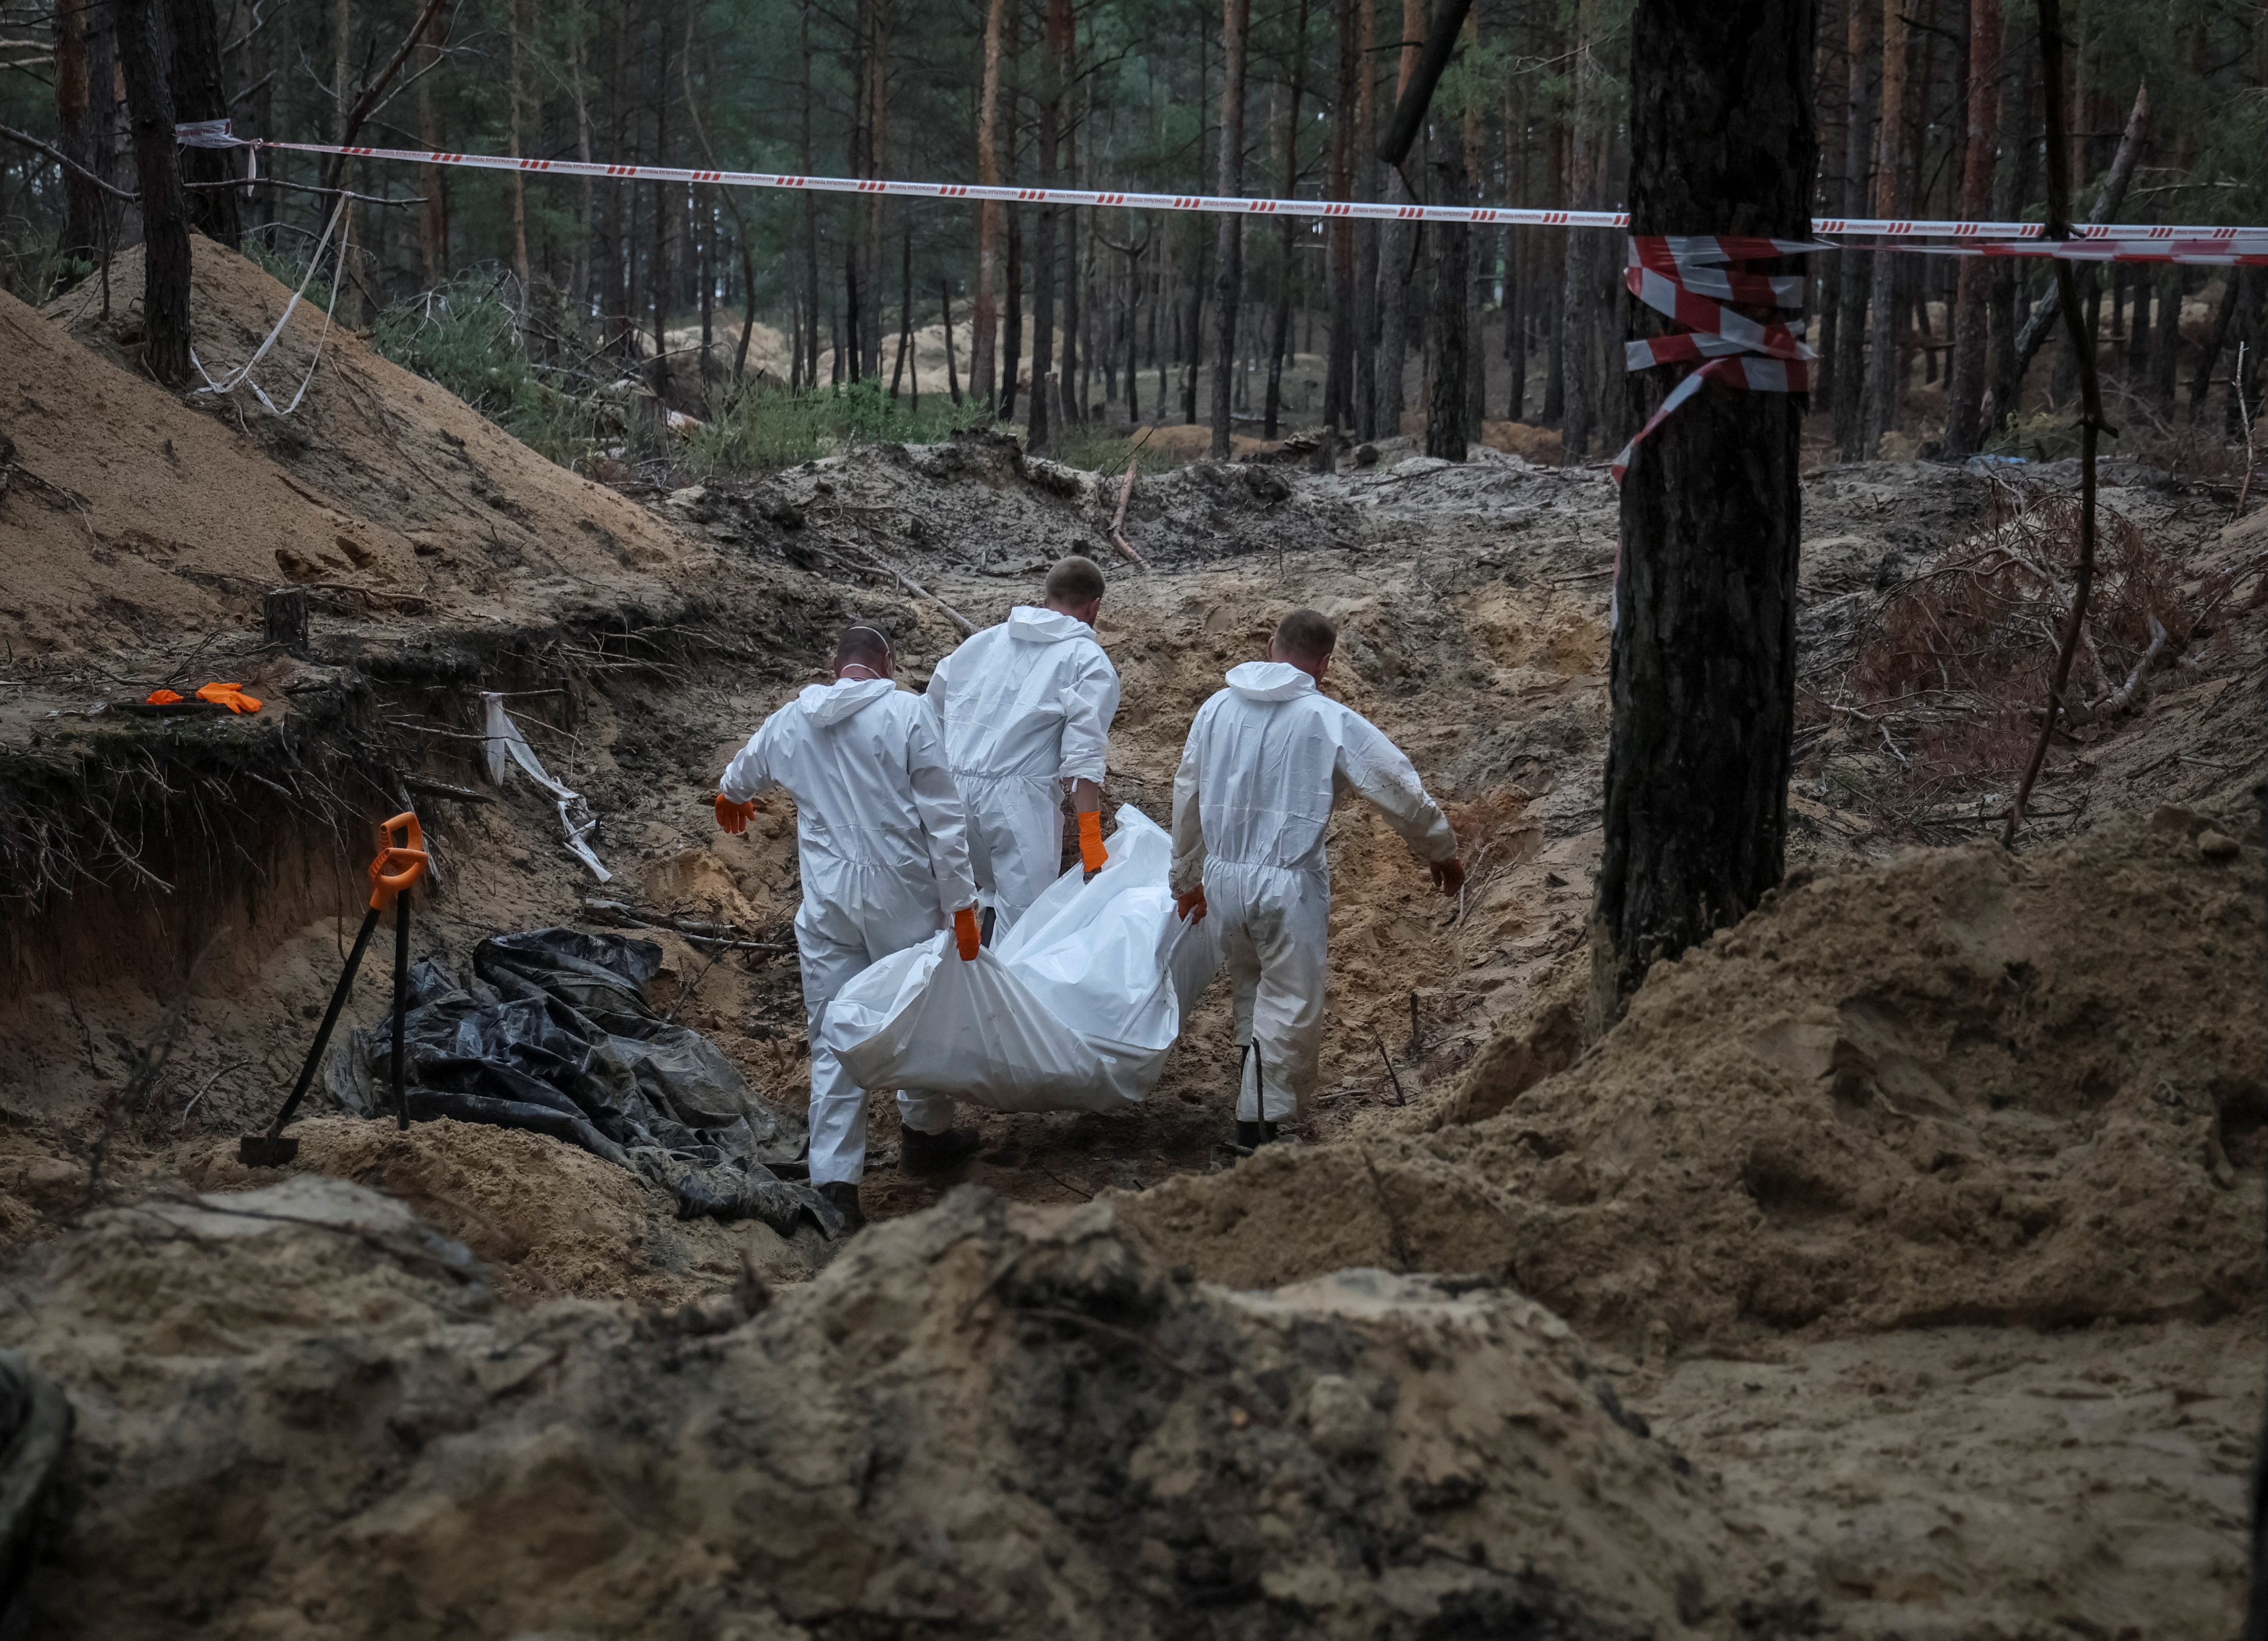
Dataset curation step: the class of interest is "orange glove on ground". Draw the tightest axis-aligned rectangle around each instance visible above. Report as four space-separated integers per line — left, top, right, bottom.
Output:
1174 884 1208 924
714 794 756 834
954 905 981 960
145 689 185 705
1078 810 1107 874
1429 857 1466 896
196 682 262 713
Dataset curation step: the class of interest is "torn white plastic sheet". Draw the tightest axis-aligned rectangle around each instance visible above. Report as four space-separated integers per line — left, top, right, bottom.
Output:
481 692 611 881
191 195 347 418
821 806 1218 1113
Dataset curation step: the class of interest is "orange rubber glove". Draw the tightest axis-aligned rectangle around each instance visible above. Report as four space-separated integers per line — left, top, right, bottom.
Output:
714 794 756 834
1078 810 1107 874
1174 884 1208 924
196 682 262 713
954 905 981 961
145 688 184 705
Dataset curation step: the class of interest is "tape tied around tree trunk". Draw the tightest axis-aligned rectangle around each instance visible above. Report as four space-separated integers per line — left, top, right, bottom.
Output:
1605 237 1820 636
1609 236 1817 488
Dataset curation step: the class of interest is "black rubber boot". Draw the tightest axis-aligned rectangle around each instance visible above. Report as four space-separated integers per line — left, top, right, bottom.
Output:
1233 1120 1281 1151
899 1125 981 1175
817 1180 865 1232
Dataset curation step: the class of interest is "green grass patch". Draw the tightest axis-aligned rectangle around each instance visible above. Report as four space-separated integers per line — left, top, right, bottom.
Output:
1050 422 1185 476
372 275 609 467
684 379 993 476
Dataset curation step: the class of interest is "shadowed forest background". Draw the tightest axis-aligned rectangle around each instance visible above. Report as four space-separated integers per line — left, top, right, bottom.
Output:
2 0 2266 477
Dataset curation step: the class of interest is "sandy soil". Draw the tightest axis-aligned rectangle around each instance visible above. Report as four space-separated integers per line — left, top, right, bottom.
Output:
9 238 692 675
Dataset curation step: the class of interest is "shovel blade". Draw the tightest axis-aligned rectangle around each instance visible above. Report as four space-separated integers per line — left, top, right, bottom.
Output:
237 1133 300 1169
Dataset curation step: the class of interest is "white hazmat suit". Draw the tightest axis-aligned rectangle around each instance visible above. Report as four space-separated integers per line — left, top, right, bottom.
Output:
927 606 1121 932
1169 661 1457 1122
719 678 978 1185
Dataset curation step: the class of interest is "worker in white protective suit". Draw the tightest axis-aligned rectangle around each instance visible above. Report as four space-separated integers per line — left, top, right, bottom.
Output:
926 556 1122 939
715 622 984 1228
1170 609 1464 1150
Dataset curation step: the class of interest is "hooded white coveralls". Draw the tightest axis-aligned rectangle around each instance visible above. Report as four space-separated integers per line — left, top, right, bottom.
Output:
720 678 978 1185
927 606 1121 933
1169 661 1457 1122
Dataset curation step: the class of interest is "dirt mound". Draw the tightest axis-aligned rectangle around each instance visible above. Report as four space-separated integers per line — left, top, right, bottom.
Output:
689 431 1362 580
8 1177 1797 1638
1121 805 2267 1349
5 235 690 670
181 1114 809 1305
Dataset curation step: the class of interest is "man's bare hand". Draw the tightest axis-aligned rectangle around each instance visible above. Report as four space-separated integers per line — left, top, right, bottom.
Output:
1429 857 1465 897
1174 884 1208 924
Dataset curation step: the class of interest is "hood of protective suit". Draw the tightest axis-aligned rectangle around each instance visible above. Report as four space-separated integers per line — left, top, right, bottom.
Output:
1224 661 1317 701
797 676 897 726
1007 606 1093 644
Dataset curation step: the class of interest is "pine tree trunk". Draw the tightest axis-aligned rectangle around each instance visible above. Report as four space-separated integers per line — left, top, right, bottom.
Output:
2126 263 2152 377
1541 114 1566 424
1264 1 1308 442
1323 0 1356 431
861 2 888 381
1984 33 2032 430
890 231 913 398
1351 0 1380 439
1425 138 1469 460
2188 274 2237 424
606 0 633 357
1373 0 1424 440
331 0 360 325
116 0 193 386
1558 21 1598 465
649 9 671 368
972 0 1006 412
1003 205 1023 419
1595 0 1818 1023
1830 0 1871 451
1059 10 1083 432
1209 0 1251 457
54 0 103 265
1460 14 1486 443
1027 0 1067 452
799 0 821 386
2151 267 2184 403
1944 0 2000 454
567 12 590 316
1505 60 1530 420
168 0 239 246
1862 0 1908 454
942 278 963 403
791 285 806 388
510 0 533 295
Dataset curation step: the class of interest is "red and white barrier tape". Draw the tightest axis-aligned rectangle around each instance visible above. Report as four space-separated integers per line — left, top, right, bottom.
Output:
1610 237 1814 487
170 122 2268 255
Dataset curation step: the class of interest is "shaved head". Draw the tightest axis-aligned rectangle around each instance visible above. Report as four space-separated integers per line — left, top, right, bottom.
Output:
1269 609 1337 663
1044 556 1107 607
833 622 895 674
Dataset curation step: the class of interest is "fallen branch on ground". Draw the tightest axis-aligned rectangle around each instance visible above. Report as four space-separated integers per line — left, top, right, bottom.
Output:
821 537 977 636
580 898 790 952
1108 458 1150 570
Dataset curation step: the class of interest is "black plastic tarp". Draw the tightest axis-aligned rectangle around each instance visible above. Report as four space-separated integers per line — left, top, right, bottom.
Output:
327 928 839 1237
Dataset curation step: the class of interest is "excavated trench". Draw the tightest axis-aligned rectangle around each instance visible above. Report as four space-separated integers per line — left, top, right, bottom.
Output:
1 240 2265 1638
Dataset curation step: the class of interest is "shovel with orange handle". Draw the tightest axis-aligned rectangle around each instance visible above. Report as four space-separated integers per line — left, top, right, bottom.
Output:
240 813 428 1167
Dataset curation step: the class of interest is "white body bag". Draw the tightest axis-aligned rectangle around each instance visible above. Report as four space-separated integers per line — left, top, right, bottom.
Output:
820 806 1217 1112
